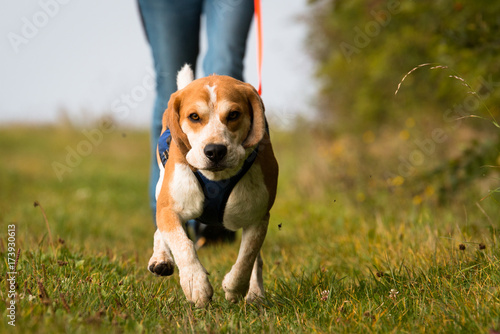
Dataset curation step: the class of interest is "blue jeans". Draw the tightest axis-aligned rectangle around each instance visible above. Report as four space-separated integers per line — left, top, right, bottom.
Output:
138 0 254 219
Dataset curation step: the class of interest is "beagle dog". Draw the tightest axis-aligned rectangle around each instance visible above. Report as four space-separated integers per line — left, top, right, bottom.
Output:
148 65 278 307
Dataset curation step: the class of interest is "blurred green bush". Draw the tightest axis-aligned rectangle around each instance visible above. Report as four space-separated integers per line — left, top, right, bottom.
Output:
307 0 500 131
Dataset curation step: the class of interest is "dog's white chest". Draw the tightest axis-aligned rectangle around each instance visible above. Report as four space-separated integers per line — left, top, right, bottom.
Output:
223 164 269 230
169 163 204 221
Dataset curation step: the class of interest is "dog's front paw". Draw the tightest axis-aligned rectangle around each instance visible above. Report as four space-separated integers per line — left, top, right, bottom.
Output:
222 271 249 303
179 266 213 308
148 254 175 276
148 260 174 276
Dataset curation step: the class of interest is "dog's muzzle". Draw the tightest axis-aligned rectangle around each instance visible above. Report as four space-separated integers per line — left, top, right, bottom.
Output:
204 144 228 164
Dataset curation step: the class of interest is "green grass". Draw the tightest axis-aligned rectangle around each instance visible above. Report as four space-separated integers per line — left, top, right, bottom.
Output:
0 125 499 333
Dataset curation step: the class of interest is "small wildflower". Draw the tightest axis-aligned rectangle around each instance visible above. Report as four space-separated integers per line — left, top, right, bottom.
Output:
412 195 423 205
28 295 36 302
390 176 404 187
459 244 466 251
405 117 416 128
399 129 410 141
424 185 435 197
479 243 486 250
389 289 399 300
329 142 344 157
321 290 330 301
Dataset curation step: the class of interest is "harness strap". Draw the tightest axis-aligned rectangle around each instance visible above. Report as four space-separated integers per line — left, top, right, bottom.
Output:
158 129 260 226
193 147 259 225
158 129 171 167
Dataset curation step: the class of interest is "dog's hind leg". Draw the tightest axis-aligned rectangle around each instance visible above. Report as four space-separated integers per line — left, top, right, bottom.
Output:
148 229 175 276
246 252 265 303
222 215 269 303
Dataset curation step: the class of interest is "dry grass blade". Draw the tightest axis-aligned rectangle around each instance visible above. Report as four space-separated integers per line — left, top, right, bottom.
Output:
60 293 71 312
449 75 472 89
396 63 500 129
395 63 433 95
476 202 493 224
14 248 21 272
34 200 54 246
430 65 448 70
37 280 51 304
395 63 451 95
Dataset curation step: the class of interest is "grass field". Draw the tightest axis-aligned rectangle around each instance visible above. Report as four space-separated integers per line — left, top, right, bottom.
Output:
0 124 499 333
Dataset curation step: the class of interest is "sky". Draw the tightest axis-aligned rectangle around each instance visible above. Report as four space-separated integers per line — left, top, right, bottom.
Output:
0 0 316 128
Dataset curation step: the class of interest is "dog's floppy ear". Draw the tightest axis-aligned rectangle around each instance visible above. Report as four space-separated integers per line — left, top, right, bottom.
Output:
161 65 195 156
242 84 266 148
165 90 191 154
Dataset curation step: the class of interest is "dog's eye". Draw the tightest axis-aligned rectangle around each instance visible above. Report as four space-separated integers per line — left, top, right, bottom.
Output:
188 113 200 122
227 111 240 121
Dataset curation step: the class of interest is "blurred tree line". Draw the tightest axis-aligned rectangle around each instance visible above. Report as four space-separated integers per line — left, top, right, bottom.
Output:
306 0 500 203
307 0 500 131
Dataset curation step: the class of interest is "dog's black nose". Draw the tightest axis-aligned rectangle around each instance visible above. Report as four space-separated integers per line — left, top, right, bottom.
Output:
204 144 227 163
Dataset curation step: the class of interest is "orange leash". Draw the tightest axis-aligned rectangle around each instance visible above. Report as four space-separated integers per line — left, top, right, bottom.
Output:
254 0 263 95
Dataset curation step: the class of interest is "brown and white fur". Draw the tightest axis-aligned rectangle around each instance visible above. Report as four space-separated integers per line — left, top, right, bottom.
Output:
148 65 278 307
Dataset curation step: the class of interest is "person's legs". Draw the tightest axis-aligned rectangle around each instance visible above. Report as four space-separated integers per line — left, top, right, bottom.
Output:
203 0 254 80
188 0 254 246
138 0 203 219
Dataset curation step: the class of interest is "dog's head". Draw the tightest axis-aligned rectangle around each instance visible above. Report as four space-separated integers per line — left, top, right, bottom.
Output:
166 65 266 178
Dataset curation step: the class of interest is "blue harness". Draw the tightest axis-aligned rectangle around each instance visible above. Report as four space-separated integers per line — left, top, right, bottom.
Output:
158 129 259 226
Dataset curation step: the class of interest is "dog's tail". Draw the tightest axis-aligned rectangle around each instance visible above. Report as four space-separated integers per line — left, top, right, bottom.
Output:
177 64 194 91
